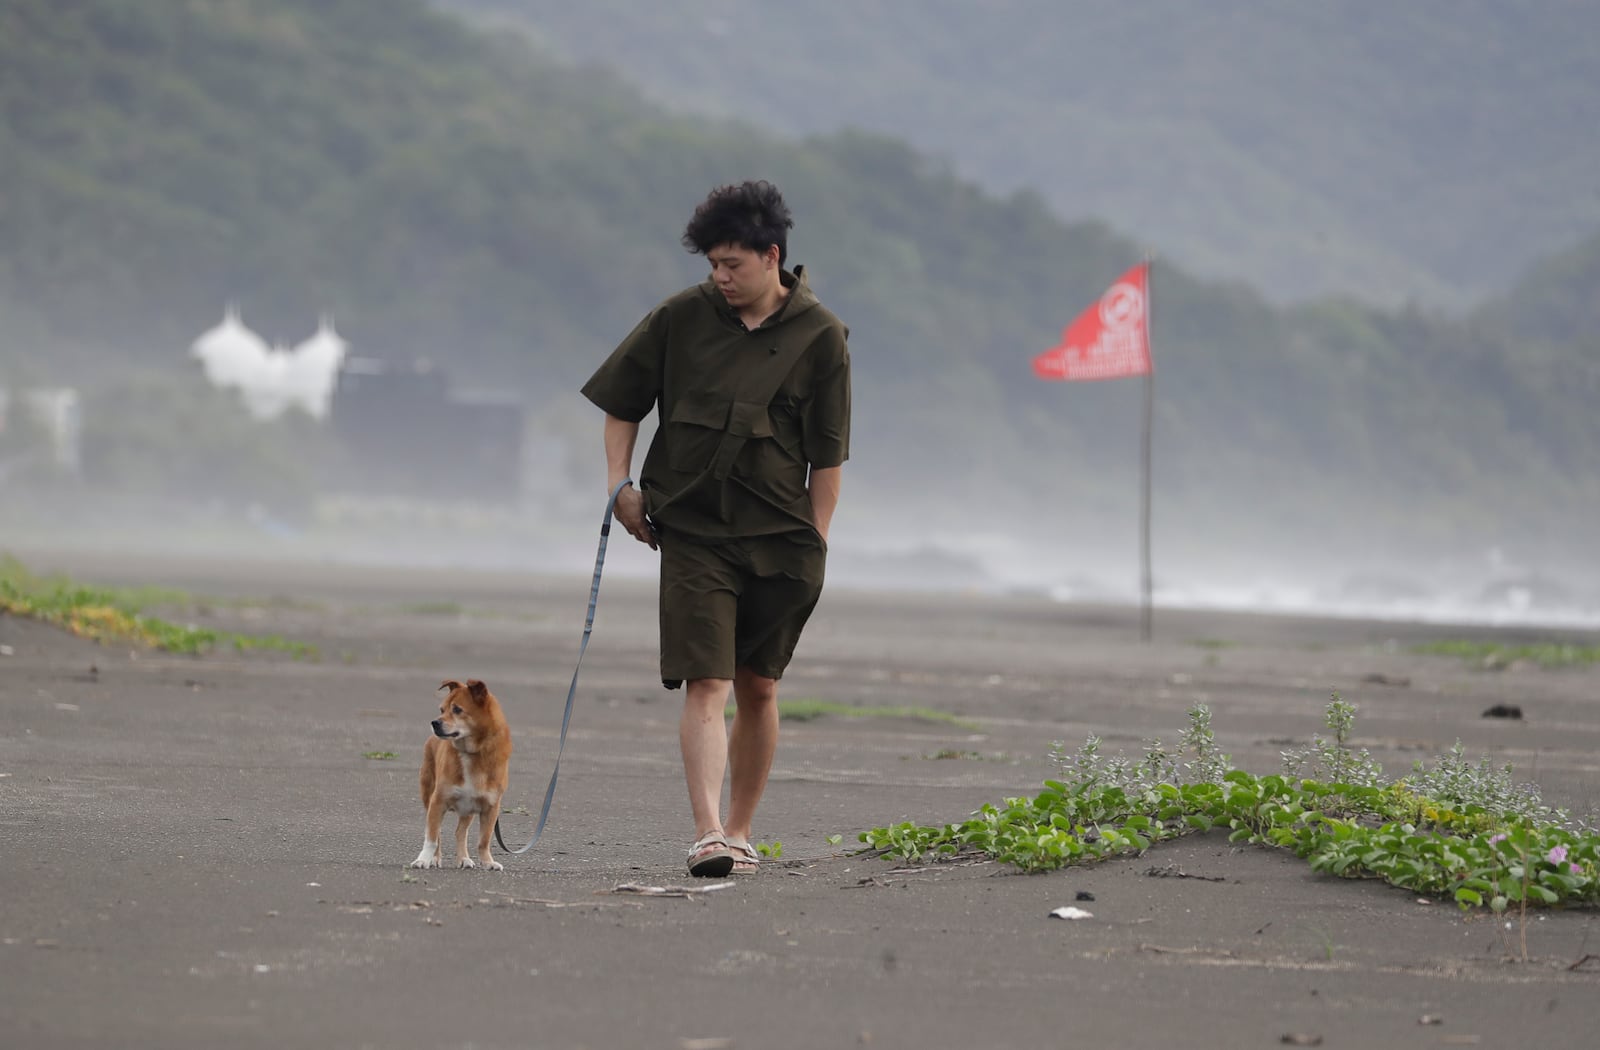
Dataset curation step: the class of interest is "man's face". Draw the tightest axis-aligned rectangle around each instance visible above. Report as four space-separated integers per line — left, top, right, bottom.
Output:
706 243 780 308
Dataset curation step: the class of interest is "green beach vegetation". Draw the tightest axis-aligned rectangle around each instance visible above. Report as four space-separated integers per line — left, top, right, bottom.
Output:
0 555 315 658
774 699 977 729
863 697 1598 915
1412 639 1600 669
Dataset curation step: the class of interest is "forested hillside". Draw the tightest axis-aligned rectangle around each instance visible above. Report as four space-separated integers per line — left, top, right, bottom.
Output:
2 0 1596 586
445 0 1600 307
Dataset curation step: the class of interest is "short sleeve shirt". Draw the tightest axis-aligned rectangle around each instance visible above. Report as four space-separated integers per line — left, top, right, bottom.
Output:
581 267 850 540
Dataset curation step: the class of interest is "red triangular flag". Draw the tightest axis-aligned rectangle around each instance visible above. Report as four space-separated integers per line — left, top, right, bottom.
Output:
1032 263 1152 381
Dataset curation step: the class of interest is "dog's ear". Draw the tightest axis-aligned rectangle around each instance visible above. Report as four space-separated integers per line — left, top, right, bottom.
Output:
466 679 489 705
438 679 463 694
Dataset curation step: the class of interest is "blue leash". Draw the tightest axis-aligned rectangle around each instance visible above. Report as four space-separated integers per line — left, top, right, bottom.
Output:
496 477 632 856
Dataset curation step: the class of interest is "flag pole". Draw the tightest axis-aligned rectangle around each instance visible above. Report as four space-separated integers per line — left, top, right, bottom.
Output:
1140 254 1154 643
1029 258 1156 641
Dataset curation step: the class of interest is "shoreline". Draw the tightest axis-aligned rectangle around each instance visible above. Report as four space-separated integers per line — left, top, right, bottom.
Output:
9 541 1600 639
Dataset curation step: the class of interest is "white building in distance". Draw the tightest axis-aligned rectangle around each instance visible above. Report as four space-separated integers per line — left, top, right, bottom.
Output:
190 305 348 420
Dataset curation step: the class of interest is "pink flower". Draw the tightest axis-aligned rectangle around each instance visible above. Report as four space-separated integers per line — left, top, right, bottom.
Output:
1546 845 1568 864
1572 863 1584 875
1488 833 1508 844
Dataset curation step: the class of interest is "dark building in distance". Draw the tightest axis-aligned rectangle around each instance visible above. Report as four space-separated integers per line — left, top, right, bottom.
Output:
330 357 524 503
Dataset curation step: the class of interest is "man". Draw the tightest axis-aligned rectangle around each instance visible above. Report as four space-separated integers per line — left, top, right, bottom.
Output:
580 181 850 878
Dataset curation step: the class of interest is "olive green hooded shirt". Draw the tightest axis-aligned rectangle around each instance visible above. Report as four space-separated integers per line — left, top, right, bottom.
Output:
581 266 851 540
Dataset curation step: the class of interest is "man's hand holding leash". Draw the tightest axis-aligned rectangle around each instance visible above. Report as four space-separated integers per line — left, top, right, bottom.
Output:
603 413 658 550
612 482 657 550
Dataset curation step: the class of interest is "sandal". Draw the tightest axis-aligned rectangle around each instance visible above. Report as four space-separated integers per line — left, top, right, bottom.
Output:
725 837 761 875
686 831 735 878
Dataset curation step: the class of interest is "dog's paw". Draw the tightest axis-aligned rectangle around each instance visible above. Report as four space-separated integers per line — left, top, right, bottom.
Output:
410 849 441 869
457 856 477 869
481 858 504 871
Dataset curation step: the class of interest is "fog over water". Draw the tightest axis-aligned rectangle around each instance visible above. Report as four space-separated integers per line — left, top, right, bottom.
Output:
834 532 1600 631
11 489 1596 633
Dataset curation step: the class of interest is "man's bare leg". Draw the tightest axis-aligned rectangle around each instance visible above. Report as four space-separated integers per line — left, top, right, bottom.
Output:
724 666 780 847
681 677 733 844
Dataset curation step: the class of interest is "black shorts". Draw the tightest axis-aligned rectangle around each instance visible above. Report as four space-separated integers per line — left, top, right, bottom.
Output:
657 530 827 688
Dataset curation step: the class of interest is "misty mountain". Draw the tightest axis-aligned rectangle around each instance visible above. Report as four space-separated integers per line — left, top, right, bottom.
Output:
1477 230 1600 349
1 0 1596 587
441 0 1600 307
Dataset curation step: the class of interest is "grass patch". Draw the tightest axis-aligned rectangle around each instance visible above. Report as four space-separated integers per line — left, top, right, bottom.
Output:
363 751 399 760
394 601 466 616
1413 639 1600 668
199 594 326 613
773 699 977 729
0 554 316 658
358 602 547 624
1190 638 1237 650
862 697 1599 922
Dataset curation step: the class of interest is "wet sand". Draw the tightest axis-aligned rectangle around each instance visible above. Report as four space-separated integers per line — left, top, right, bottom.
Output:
2 550 1598 1049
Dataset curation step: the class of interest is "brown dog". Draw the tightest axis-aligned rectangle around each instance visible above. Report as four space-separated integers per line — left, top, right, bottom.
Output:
409 678 512 871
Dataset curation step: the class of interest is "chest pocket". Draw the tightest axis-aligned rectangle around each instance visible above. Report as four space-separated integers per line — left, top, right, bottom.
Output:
667 397 775 478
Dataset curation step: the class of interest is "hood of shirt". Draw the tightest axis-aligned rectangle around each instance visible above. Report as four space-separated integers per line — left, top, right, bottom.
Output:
699 265 821 330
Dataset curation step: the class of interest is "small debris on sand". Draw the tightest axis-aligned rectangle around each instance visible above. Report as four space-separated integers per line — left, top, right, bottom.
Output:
1048 906 1093 920
1481 704 1523 720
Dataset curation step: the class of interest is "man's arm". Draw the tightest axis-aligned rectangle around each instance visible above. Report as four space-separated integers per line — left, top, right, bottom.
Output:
807 465 842 543
604 413 656 550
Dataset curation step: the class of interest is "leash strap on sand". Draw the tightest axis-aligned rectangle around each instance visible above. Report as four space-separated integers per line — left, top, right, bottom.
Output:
496 477 632 856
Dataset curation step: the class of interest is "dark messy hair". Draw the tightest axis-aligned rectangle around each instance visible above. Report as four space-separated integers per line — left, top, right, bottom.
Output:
681 180 795 265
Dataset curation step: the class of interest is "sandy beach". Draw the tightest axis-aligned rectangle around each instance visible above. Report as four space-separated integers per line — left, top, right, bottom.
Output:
2 550 1598 1049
